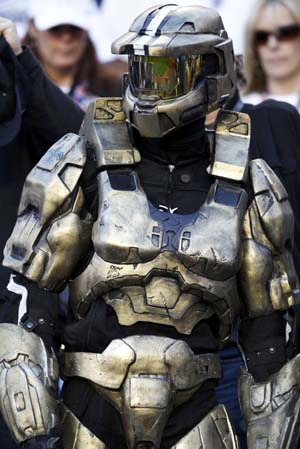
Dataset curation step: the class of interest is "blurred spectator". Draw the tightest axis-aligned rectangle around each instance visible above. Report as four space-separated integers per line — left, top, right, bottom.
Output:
195 0 257 54
242 0 300 111
23 0 125 110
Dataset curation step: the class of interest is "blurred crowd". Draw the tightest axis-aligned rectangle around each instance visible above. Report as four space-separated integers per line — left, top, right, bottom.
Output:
2 0 300 112
1 0 300 448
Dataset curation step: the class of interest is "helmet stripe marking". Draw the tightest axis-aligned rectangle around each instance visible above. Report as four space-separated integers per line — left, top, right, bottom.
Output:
143 4 178 36
156 14 173 35
140 7 161 33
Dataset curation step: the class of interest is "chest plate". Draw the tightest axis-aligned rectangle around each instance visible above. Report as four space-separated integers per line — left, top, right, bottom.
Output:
69 103 251 342
70 170 248 342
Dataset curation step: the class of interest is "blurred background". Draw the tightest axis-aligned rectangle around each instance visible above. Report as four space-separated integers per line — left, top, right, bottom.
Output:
2 0 300 112
0 0 258 111
0 0 257 59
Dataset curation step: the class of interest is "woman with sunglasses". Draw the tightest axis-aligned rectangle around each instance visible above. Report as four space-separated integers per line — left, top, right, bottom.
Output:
242 0 300 111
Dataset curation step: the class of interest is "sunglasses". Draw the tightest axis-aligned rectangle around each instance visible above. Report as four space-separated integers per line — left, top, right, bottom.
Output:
254 24 300 46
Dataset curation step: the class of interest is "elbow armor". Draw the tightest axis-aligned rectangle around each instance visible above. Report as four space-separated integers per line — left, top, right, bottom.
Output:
3 133 93 291
0 324 59 443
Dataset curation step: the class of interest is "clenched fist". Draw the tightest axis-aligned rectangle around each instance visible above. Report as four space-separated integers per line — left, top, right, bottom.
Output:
0 17 22 55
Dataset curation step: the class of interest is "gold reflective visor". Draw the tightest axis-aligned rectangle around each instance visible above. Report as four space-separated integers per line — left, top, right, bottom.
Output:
128 55 202 100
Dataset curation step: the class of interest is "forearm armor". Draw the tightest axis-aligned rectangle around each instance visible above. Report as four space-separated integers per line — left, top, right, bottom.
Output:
3 133 93 291
0 324 59 444
239 355 300 449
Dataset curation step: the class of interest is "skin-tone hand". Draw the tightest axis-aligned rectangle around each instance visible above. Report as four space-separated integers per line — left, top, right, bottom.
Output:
0 17 22 55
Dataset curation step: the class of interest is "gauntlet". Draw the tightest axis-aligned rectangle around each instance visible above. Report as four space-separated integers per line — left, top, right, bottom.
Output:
0 324 59 444
239 355 300 449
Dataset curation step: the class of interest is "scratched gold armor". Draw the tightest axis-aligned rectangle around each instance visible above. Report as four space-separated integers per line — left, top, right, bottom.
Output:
1 4 300 449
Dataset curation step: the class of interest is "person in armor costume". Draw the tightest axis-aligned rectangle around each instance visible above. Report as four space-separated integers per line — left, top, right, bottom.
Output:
1 4 300 449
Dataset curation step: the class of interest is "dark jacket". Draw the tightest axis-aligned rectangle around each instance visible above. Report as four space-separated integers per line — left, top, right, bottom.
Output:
0 41 84 293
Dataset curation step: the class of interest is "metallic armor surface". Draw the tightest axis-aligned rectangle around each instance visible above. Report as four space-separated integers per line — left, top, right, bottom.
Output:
0 324 59 443
3 133 93 291
68 102 250 345
2 5 300 448
64 336 221 449
239 355 300 449
208 110 250 182
69 171 247 340
239 159 299 317
237 158 300 448
170 404 238 449
2 95 300 448
60 403 237 449
80 98 141 170
112 5 236 138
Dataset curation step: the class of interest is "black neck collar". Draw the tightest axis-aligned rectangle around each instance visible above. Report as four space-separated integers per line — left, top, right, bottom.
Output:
133 119 209 166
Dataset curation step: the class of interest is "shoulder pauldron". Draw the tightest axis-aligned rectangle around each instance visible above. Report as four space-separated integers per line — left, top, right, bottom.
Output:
239 158 299 317
3 133 93 291
80 97 140 169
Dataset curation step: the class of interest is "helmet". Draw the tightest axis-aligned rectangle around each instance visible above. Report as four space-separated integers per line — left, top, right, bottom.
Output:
112 4 236 138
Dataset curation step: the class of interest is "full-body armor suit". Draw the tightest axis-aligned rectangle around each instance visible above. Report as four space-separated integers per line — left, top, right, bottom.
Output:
1 5 300 449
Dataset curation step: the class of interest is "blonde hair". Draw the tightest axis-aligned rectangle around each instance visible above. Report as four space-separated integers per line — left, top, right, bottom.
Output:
243 0 300 94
